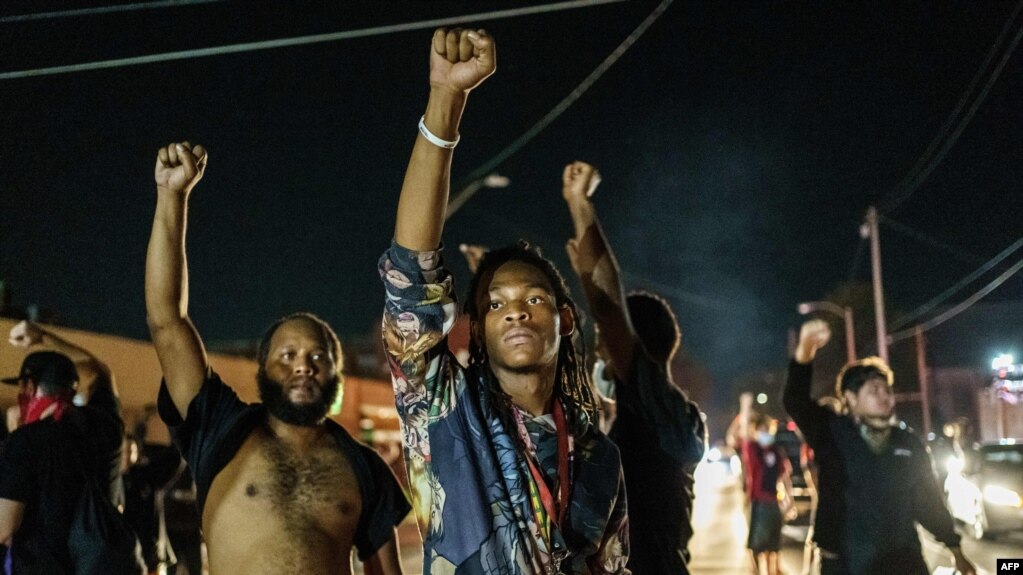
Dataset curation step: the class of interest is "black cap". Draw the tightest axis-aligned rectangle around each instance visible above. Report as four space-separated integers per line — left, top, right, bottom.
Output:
1 351 78 388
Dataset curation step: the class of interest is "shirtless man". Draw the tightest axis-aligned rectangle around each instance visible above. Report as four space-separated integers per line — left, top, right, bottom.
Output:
146 142 410 575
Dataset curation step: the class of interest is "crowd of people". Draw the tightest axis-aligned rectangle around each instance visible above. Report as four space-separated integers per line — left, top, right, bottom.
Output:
0 27 977 575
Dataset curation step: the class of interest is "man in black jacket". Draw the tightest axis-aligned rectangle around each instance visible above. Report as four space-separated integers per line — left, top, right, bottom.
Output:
783 319 975 575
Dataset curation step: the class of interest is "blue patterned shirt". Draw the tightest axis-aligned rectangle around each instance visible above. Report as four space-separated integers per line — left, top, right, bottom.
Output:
380 242 630 575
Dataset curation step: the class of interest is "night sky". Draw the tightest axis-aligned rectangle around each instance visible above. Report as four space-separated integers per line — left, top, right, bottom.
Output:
2 1 1021 406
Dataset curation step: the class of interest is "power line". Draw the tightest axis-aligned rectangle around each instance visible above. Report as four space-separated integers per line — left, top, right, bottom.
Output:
888 257 1023 343
0 0 626 80
447 0 676 217
880 0 1023 214
890 235 1023 330
0 0 225 23
879 215 985 266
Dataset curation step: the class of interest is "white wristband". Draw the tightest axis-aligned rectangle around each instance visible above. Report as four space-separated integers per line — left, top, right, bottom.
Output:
418 116 459 149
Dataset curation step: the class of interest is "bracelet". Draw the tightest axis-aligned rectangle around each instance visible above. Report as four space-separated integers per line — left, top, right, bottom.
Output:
418 116 459 149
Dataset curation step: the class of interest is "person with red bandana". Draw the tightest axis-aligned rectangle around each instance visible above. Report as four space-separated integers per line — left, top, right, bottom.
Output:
0 349 127 573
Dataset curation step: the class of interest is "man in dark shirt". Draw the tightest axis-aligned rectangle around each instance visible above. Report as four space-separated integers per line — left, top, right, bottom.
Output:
560 161 706 574
0 350 125 574
783 319 976 575
146 142 410 575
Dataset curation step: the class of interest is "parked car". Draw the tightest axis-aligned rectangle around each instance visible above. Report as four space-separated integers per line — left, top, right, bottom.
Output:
944 440 1023 539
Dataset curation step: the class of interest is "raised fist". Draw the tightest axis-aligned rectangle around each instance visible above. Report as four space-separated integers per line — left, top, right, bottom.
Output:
795 319 831 364
429 28 496 94
9 320 43 348
739 391 754 410
562 161 601 203
459 243 488 274
155 142 207 196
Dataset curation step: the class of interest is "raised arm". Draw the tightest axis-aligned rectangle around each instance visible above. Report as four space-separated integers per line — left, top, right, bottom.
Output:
145 142 209 419
782 319 831 446
393 28 496 250
562 162 636 375
8 320 118 408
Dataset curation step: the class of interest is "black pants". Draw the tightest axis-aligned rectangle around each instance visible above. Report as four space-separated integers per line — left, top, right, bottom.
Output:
820 553 929 575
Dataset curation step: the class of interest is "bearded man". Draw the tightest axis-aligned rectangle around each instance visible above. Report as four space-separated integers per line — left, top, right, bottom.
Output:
145 142 410 575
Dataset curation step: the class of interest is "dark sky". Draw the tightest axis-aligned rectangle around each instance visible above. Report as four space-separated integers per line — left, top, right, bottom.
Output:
1 1 1021 400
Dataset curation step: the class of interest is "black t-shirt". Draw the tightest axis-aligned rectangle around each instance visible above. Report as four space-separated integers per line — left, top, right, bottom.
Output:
157 371 411 560
0 406 124 575
609 346 706 575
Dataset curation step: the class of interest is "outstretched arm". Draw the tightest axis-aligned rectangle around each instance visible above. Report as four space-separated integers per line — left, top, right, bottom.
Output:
782 320 831 446
562 162 636 376
393 28 496 251
9 320 118 406
145 142 209 419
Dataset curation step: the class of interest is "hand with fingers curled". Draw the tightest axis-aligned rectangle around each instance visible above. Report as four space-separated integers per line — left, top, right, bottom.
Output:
8 320 43 348
155 141 207 196
794 319 832 364
458 243 488 274
562 161 602 203
429 27 496 94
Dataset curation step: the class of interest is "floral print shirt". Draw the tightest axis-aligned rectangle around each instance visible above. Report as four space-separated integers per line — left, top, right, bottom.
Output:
380 241 630 575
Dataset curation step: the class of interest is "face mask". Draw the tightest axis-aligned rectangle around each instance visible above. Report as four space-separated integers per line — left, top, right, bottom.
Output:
591 359 616 399
756 431 775 447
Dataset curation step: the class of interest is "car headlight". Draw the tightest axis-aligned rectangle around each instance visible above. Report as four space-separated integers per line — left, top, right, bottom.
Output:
982 485 1023 508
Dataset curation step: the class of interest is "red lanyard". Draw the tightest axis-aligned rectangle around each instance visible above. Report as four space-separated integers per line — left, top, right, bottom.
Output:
523 400 573 527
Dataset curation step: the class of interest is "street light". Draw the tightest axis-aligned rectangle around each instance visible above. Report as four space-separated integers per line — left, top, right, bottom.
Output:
797 300 856 364
446 173 510 220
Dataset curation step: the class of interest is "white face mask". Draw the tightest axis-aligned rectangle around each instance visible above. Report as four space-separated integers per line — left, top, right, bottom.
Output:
756 431 775 447
72 393 86 407
591 359 616 399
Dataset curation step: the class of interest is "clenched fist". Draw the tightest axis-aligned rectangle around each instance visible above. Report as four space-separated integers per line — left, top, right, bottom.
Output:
155 142 207 196
429 28 496 94
795 319 831 364
562 161 601 203
9 320 43 348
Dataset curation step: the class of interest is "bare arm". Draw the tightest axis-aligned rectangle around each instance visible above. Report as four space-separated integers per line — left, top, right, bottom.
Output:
145 142 209 419
8 320 117 403
393 28 496 251
562 162 635 376
737 392 753 440
361 531 403 575
0 498 24 545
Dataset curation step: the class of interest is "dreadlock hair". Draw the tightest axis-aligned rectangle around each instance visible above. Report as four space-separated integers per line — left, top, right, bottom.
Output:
626 290 681 364
463 241 600 436
256 312 344 385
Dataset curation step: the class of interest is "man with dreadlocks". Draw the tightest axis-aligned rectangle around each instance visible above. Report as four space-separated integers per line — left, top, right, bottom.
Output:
380 28 630 574
560 161 706 574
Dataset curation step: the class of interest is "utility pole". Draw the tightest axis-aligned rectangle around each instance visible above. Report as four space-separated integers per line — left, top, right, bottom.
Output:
863 206 889 363
915 326 931 437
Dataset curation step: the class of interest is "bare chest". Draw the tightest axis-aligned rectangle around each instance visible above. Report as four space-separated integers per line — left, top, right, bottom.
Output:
204 428 363 545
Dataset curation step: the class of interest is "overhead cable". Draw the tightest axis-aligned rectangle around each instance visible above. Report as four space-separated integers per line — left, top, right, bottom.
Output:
0 0 225 23
880 215 985 266
0 0 626 80
446 0 675 218
887 257 1023 343
889 235 1023 330
880 0 1023 214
